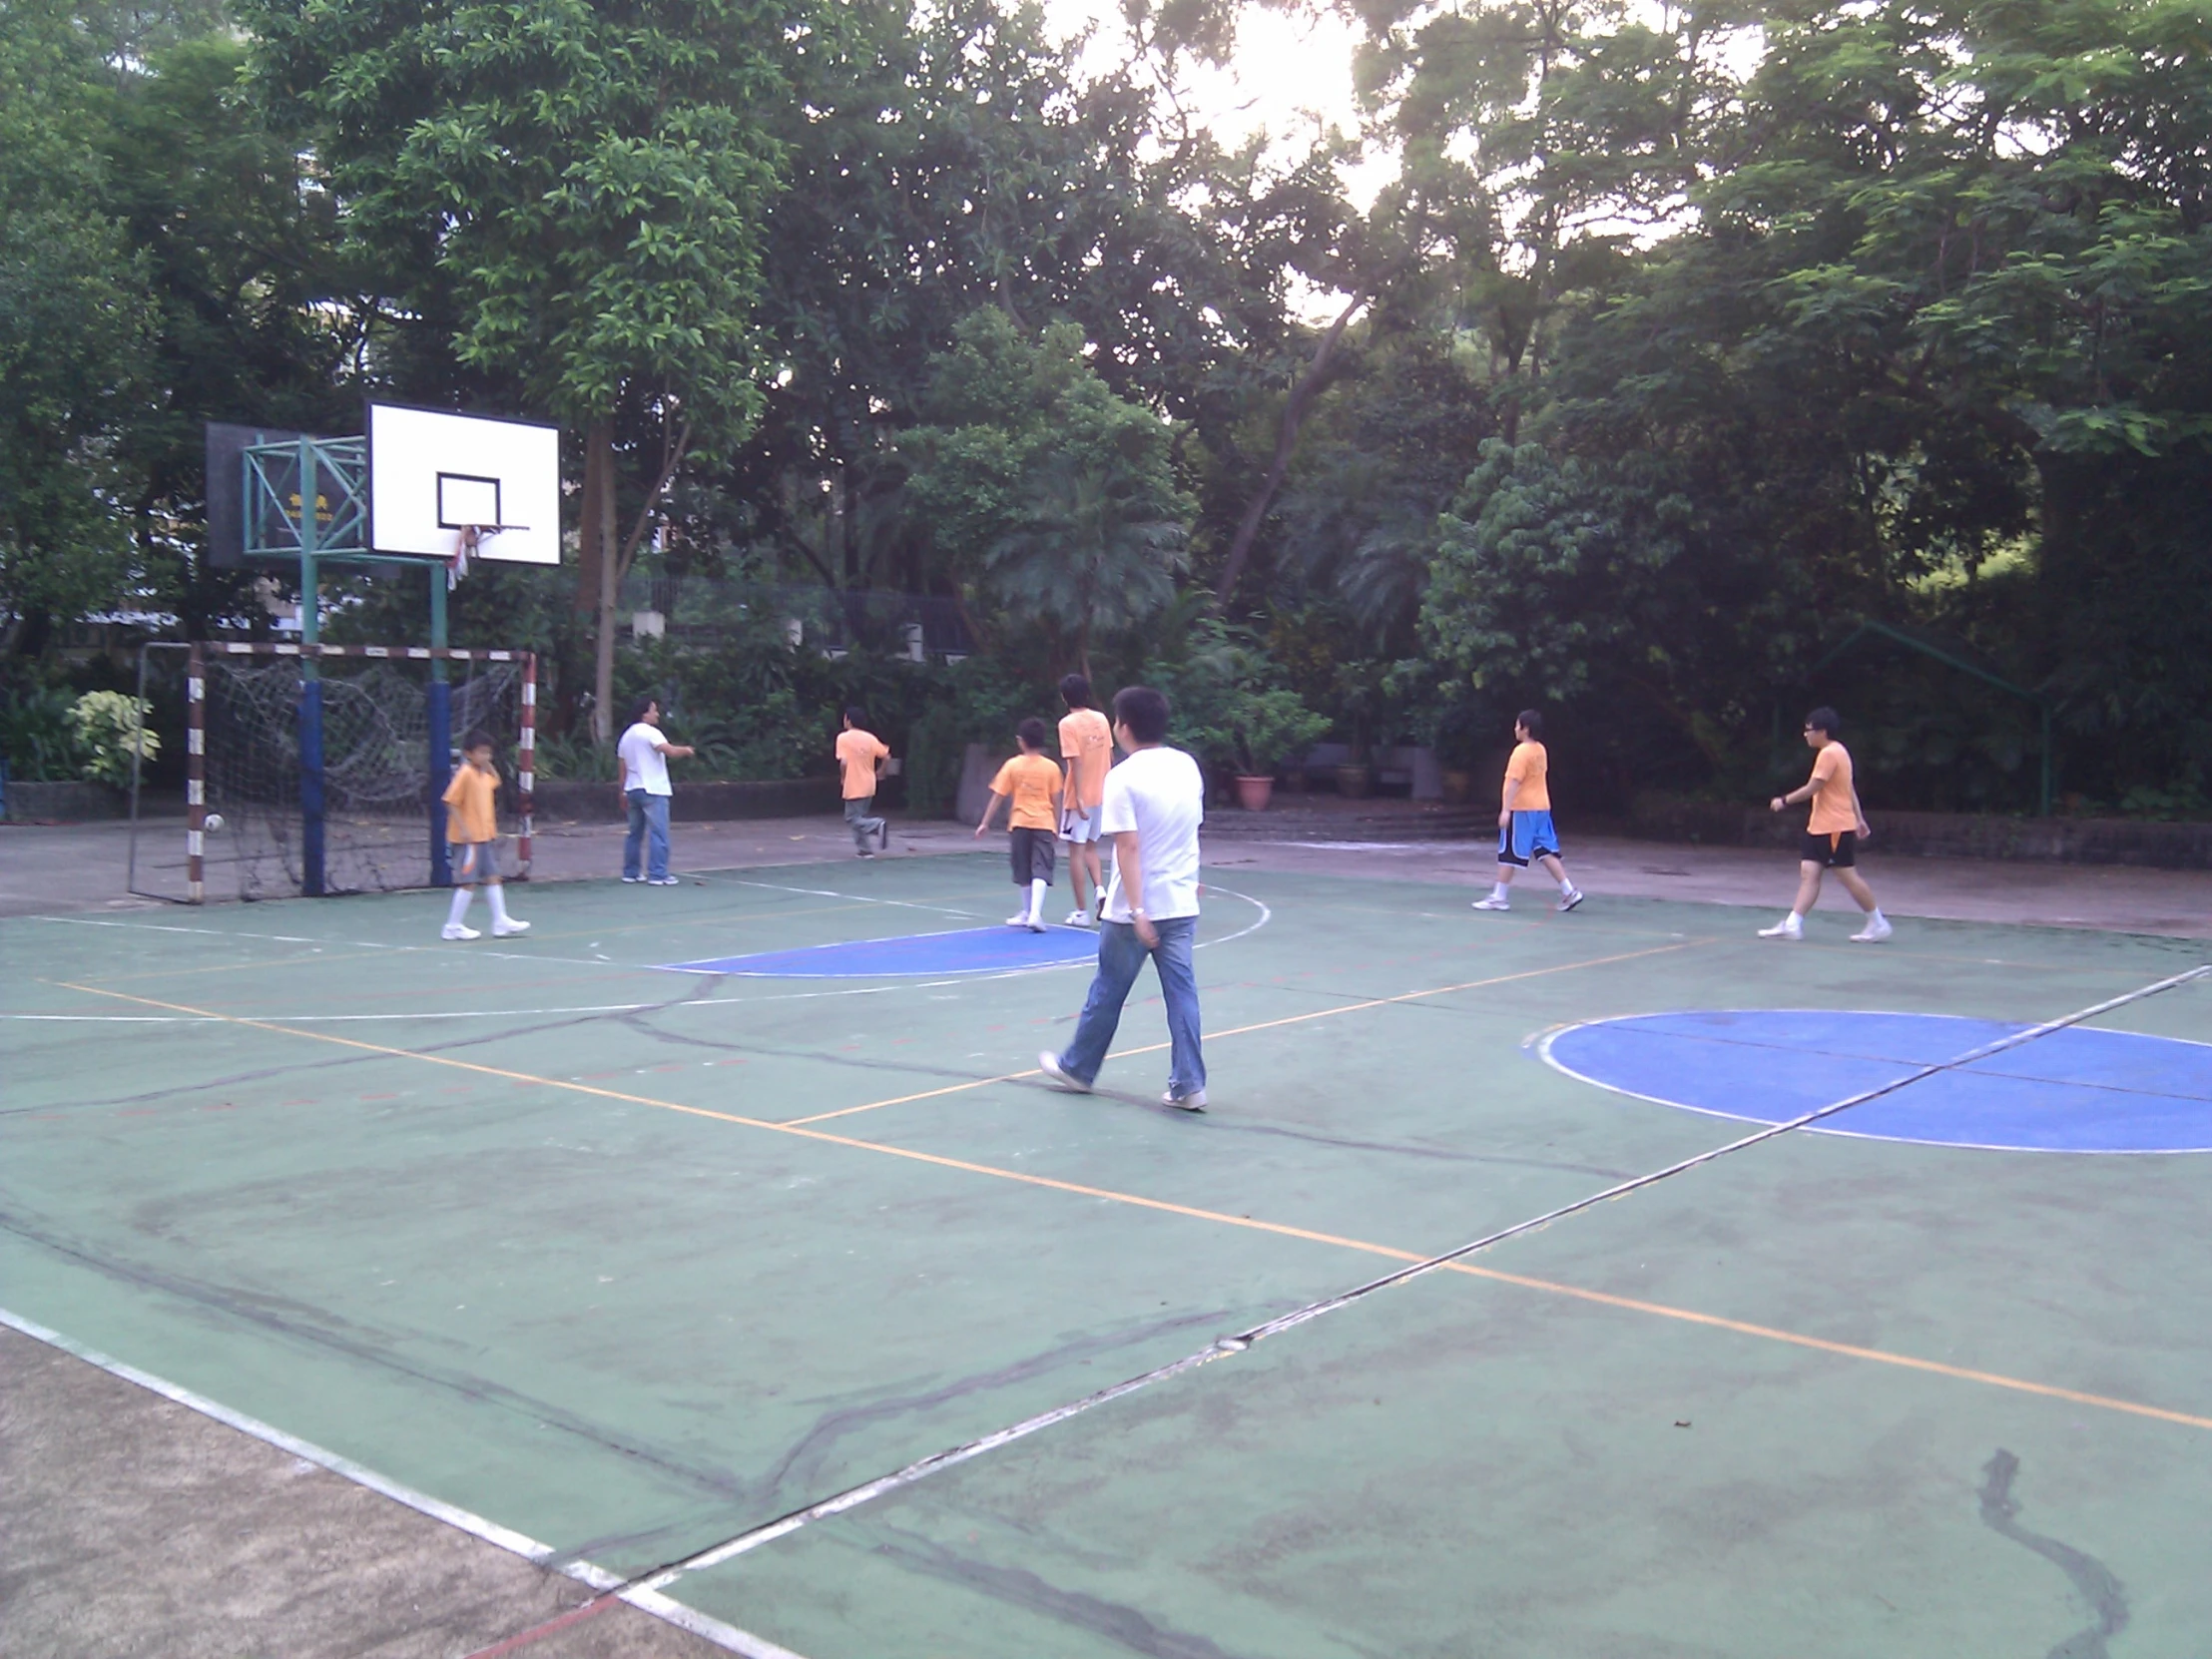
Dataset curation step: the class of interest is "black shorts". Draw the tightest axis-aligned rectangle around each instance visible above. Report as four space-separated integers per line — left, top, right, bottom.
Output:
1009 826 1056 884
1801 830 1858 868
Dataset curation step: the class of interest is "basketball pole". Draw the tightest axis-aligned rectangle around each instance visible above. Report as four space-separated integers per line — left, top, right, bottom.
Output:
296 436 327 899
427 567 452 887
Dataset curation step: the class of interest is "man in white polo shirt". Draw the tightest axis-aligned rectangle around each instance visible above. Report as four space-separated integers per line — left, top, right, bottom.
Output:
617 695 693 885
1039 685 1208 1110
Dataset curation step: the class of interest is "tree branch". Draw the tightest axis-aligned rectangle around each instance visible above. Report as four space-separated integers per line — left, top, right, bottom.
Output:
615 418 693 585
1214 289 1367 608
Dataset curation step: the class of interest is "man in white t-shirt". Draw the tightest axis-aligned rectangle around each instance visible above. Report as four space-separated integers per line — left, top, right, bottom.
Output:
1039 686 1208 1110
617 695 694 885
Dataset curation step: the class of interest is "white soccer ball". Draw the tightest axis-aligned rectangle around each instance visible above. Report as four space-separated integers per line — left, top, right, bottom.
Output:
204 813 225 831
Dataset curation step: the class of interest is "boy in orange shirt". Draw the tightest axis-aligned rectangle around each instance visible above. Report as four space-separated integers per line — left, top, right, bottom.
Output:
835 708 891 857
1761 705 1890 941
1471 710 1583 913
438 729 528 940
974 716 1064 931
1056 673 1114 925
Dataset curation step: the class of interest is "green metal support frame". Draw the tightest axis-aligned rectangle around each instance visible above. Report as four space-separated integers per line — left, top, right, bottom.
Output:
241 434 455 891
1810 619 2054 817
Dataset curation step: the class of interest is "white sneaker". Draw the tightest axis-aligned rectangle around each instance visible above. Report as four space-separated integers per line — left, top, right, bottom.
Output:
1038 1052 1091 1094
1850 915 1893 942
648 876 681 885
491 918 530 937
1557 888 1584 912
1064 910 1093 927
1026 918 1047 933
1162 1087 1207 1113
621 874 644 883
1007 912 1031 927
441 922 480 941
1471 895 1511 911
1758 914 1803 939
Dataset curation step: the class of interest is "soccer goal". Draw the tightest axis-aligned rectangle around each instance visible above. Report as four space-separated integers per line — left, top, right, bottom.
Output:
128 643 537 903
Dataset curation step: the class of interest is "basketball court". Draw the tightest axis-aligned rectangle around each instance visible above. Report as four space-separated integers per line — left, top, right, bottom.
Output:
5 853 2210 1656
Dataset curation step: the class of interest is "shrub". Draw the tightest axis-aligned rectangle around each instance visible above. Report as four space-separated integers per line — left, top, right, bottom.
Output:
67 690 159 788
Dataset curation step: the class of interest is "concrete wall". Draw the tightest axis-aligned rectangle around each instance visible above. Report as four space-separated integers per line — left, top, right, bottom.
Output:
1630 793 2212 870
0 781 129 823
532 777 841 824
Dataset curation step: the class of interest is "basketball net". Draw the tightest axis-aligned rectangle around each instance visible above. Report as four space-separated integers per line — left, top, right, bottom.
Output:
449 524 494 589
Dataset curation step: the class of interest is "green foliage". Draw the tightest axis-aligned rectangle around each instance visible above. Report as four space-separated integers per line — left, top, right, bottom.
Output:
246 0 801 443
904 311 1194 668
67 689 159 786
0 683 83 781
0 0 159 644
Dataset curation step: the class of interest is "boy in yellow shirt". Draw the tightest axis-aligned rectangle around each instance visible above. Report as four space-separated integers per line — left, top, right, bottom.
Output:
439 729 528 940
1056 674 1114 925
835 708 891 857
974 717 1064 931
1761 706 1890 941
1471 710 1583 913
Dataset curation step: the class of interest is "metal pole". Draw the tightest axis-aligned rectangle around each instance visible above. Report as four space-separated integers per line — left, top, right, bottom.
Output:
516 653 536 878
297 437 325 896
2040 704 2054 819
427 567 452 886
187 643 206 903
129 644 148 896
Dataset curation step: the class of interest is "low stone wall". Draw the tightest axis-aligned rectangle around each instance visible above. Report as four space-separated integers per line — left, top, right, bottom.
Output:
532 777 842 824
1629 793 2212 870
0 780 129 823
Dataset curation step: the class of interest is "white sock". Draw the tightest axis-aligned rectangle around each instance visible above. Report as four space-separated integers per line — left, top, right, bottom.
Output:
487 883 511 925
1558 875 1574 893
1029 878 1048 921
1869 907 1886 923
446 887 473 926
1492 883 1510 901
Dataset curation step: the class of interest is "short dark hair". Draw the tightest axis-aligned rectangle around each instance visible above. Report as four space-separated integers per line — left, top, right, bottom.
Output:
1016 716 1048 749
1059 673 1093 709
627 694 658 724
1806 706 1842 737
1111 685 1170 746
843 707 867 728
1516 709 1544 741
461 728 495 754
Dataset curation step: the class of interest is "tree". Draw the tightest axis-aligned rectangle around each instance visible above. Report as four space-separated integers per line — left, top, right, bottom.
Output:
0 0 158 654
903 311 1192 674
248 0 809 739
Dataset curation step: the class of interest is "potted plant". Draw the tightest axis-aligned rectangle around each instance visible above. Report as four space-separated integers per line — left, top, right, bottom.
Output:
1228 689 1330 812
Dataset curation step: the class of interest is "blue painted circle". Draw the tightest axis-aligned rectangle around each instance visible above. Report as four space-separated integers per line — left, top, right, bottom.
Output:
1543 1010 2212 1153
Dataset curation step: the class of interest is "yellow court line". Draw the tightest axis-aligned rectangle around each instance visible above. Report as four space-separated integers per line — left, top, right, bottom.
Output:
52 977 2212 1435
781 939 1709 1125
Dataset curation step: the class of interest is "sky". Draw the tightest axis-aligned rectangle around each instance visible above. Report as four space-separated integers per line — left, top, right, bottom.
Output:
1042 0 1394 204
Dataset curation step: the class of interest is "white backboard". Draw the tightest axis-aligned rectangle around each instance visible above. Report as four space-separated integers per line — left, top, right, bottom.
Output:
367 403 560 565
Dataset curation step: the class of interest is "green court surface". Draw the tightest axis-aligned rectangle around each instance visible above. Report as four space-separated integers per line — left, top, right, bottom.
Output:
4 857 2210 1657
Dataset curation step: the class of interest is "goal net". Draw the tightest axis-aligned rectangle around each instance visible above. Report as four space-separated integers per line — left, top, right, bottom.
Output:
129 645 535 903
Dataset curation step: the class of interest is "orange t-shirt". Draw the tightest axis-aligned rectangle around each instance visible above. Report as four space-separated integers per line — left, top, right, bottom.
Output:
989 753 1063 831
835 729 888 800
441 763 498 844
1058 708 1113 811
1503 741 1550 813
1807 742 1858 834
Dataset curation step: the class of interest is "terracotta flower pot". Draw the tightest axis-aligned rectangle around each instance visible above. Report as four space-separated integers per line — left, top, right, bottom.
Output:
1335 764 1373 800
1440 768 1473 804
1234 775 1275 812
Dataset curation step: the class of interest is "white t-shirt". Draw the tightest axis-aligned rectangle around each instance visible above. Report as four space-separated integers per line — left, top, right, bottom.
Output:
617 722 673 796
1098 745 1204 923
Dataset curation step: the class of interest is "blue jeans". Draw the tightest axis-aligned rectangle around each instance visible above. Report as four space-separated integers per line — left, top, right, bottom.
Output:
844 795 883 850
1056 916 1204 1096
624 790 671 880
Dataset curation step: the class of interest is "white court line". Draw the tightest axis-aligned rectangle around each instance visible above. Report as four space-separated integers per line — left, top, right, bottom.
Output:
27 914 615 970
0 1306 809 1659
7 887 1275 1022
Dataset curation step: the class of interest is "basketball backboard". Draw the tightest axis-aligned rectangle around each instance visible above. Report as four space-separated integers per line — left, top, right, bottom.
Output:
366 403 560 566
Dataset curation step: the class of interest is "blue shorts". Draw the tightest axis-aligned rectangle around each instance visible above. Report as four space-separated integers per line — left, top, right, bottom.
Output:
452 839 501 884
1498 811 1560 867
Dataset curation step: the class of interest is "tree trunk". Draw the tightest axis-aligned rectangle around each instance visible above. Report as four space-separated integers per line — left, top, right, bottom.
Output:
590 421 620 746
575 421 608 615
1214 291 1366 609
